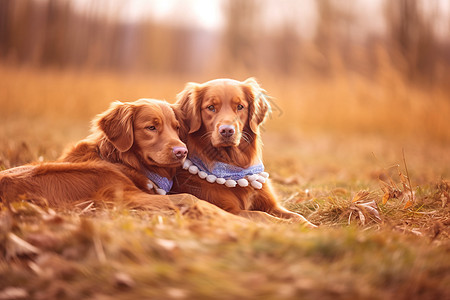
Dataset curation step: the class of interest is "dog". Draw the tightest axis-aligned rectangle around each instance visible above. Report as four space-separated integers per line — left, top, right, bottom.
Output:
172 78 316 227
0 99 188 211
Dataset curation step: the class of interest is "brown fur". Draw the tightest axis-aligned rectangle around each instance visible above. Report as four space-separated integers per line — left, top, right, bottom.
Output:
0 99 187 211
173 78 316 226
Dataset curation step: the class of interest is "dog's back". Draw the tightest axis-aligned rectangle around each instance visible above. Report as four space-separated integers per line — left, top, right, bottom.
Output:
0 162 130 205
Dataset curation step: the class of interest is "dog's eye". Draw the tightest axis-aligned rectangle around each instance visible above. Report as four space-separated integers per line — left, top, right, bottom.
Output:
237 104 244 111
207 105 216 112
146 126 156 131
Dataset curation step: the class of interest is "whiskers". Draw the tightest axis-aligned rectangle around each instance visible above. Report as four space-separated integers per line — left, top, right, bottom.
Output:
241 130 254 144
200 131 213 143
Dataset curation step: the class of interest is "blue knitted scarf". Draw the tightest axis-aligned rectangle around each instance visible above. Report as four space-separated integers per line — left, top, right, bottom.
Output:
189 156 264 180
142 169 173 194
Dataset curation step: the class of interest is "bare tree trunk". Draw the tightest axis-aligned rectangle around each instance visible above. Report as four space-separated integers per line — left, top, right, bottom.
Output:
384 0 438 84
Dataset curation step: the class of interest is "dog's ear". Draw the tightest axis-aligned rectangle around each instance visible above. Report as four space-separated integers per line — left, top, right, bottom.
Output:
96 101 134 152
170 104 188 141
242 78 271 134
175 82 204 134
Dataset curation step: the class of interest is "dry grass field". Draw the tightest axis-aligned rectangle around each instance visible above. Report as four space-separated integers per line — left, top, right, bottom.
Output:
1 65 449 299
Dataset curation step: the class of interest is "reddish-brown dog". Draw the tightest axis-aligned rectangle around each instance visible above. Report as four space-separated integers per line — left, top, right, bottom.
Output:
0 99 188 210
172 78 316 226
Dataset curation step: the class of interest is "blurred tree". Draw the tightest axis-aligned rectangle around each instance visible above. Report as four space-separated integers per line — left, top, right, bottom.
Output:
40 0 71 67
0 0 448 86
0 0 37 64
274 22 301 76
314 0 354 76
222 0 262 72
384 0 438 84
0 0 13 59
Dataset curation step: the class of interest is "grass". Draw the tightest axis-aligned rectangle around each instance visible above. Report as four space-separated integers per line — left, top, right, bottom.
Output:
0 65 449 299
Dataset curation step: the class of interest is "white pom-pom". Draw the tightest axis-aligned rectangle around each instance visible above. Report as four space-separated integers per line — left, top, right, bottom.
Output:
198 171 208 179
237 178 249 187
256 175 266 184
155 188 166 195
260 172 269 178
188 165 199 174
251 180 263 189
216 178 226 184
225 180 237 187
206 175 217 183
182 159 192 170
247 174 258 182
147 181 154 190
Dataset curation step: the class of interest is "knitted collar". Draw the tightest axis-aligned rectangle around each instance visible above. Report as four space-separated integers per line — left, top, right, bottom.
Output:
142 167 173 195
96 145 173 195
183 156 269 189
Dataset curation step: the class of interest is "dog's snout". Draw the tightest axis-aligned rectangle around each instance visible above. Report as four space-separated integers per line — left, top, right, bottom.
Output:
173 146 188 159
219 125 235 138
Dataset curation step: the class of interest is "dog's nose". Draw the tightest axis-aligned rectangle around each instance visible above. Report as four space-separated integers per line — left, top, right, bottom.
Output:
219 125 235 138
173 146 188 159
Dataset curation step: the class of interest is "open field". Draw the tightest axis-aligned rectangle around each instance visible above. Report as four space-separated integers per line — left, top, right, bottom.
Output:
0 66 449 299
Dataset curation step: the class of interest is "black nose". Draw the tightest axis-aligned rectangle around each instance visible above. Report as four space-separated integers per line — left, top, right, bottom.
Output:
173 146 188 159
219 125 235 138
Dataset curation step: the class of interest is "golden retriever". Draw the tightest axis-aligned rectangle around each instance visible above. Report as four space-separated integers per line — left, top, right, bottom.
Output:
0 99 188 210
172 78 316 226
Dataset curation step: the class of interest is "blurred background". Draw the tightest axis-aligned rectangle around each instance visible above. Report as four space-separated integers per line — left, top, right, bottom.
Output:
1 0 450 82
0 0 449 182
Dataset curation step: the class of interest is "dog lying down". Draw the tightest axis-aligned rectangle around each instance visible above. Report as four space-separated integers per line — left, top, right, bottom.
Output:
1 96 316 226
173 78 317 227
0 99 198 212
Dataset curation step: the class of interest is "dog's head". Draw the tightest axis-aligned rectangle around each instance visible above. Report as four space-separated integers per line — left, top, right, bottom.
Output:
176 78 271 148
95 99 187 167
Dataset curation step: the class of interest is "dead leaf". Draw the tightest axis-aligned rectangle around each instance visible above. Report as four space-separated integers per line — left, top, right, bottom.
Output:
352 191 370 203
154 238 179 260
357 201 381 219
166 288 188 299
0 287 28 300
382 192 390 204
357 210 366 225
114 272 135 289
155 238 178 252
6 232 40 259
379 180 402 201
349 192 382 225
403 199 413 209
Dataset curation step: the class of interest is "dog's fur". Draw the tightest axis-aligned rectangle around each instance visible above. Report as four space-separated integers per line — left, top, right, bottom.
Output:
172 78 316 226
0 99 187 211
